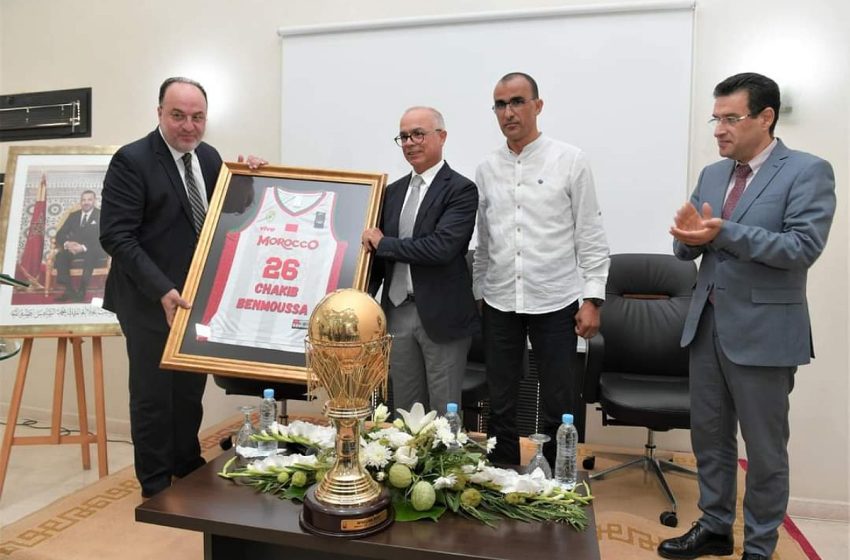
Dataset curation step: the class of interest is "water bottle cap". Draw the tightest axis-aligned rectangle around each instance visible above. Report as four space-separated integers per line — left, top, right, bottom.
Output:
263 388 275 399
562 413 574 424
446 402 458 413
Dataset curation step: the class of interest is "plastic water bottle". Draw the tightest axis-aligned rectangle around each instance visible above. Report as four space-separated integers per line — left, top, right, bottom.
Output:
257 388 278 457
554 413 578 489
445 402 462 451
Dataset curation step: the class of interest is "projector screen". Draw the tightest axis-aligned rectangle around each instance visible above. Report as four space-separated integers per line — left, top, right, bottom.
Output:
279 3 694 254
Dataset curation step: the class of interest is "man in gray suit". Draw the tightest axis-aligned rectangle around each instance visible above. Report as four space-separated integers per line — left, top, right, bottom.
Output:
658 73 835 560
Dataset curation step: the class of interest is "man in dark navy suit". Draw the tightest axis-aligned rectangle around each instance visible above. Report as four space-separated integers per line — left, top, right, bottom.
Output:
363 106 479 417
53 189 106 301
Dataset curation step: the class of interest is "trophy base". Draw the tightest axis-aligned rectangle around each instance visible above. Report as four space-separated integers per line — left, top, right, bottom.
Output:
300 486 394 538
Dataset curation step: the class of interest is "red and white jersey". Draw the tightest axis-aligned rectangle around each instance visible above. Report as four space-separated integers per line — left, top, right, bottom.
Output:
201 187 347 352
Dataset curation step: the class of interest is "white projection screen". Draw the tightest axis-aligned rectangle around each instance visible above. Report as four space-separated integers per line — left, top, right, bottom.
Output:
279 3 694 253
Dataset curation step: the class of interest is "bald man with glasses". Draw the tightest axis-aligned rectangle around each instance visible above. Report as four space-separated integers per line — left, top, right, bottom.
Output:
362 106 479 417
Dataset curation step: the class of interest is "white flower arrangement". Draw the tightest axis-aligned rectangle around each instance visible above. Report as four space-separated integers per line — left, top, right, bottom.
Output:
219 403 593 529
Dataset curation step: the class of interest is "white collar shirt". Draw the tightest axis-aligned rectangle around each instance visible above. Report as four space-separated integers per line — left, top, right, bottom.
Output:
473 134 609 314
159 128 208 210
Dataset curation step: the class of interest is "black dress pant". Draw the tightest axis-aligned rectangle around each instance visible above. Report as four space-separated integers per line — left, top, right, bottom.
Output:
54 249 101 292
125 325 206 496
483 301 579 467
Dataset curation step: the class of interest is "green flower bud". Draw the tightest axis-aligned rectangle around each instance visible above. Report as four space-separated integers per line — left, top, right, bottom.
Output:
505 492 525 505
460 488 482 508
388 463 413 489
291 470 309 487
276 471 290 484
410 480 436 511
450 473 468 491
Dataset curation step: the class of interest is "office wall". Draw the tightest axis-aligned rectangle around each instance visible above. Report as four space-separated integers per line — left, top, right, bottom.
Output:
0 0 847 516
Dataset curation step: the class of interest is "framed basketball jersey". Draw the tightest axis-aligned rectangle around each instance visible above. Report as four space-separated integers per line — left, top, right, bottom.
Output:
162 163 386 384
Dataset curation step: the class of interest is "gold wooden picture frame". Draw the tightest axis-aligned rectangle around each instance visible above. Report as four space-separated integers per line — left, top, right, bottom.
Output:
0 145 121 336
161 162 386 383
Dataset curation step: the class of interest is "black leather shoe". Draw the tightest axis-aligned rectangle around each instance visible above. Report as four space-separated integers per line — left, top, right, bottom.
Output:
658 523 734 559
741 554 769 560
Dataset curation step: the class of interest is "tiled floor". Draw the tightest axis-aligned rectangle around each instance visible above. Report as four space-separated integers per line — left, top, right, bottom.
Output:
0 422 847 560
0 422 136 526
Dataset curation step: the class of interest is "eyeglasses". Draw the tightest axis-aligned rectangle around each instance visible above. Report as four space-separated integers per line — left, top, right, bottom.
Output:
708 114 753 127
167 110 206 124
492 97 535 113
394 129 443 146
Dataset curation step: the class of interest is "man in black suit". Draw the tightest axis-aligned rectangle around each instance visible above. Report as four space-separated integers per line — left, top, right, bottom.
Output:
363 106 480 416
100 77 264 498
53 189 106 302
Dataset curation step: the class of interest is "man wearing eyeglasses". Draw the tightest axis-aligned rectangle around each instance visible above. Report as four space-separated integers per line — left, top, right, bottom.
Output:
659 73 835 560
363 106 479 417
100 77 265 499
473 72 610 468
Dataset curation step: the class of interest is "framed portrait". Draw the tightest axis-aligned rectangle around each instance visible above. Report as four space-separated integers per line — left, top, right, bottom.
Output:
0 146 121 336
161 162 386 383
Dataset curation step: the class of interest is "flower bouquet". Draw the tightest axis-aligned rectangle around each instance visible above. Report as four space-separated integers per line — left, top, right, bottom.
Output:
218 403 593 530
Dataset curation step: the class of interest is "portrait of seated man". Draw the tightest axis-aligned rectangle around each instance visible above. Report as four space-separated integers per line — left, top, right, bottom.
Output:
53 189 107 302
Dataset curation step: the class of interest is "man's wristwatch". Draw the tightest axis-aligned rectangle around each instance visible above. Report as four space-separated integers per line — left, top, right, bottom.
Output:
585 298 604 308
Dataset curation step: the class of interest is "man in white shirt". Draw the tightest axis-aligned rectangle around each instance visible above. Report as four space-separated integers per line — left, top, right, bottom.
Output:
473 73 610 466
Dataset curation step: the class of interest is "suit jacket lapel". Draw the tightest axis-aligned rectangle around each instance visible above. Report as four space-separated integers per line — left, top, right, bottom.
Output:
384 173 410 237
152 130 195 225
198 146 219 199
413 162 450 233
709 160 735 215
729 140 790 222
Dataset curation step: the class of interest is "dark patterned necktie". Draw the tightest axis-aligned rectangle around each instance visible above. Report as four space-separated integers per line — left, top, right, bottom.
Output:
721 164 752 219
388 175 423 306
182 152 206 235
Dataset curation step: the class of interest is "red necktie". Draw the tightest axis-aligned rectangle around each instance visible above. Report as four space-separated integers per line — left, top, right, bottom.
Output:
721 164 752 219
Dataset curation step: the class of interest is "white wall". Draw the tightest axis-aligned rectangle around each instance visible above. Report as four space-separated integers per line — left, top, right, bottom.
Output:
1 0 847 517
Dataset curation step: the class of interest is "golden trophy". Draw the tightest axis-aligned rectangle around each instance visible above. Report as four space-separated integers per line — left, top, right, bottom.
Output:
300 288 394 538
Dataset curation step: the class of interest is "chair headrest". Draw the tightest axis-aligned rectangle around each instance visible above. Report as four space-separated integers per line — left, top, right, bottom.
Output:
606 254 696 299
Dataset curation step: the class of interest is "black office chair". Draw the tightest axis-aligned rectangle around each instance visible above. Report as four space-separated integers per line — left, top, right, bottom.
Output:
582 253 697 527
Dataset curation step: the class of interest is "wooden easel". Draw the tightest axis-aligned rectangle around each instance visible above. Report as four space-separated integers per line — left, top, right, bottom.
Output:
0 335 110 497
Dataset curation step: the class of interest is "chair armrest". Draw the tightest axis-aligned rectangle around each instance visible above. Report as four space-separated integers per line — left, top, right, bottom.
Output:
581 332 604 404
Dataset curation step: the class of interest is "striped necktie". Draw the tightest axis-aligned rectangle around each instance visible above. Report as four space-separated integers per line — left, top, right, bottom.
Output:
182 152 206 235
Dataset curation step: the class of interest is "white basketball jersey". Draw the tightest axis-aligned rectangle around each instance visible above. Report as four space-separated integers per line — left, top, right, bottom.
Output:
201 187 347 352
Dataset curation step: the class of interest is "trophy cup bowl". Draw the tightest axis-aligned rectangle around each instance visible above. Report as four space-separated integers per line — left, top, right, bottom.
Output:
300 289 394 538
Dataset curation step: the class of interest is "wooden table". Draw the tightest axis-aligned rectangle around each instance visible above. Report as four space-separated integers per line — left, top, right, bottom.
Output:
137 453 600 560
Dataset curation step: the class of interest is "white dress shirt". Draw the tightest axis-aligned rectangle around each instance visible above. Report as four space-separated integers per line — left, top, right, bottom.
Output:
473 134 609 314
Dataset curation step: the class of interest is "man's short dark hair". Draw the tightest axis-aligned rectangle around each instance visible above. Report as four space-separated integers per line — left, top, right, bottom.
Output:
714 72 781 135
158 77 208 105
80 189 96 199
499 72 540 99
